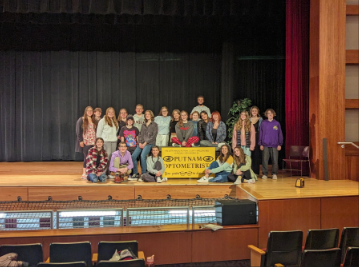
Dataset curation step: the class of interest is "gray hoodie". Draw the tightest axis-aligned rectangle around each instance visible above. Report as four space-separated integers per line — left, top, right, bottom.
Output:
175 122 194 142
138 121 158 145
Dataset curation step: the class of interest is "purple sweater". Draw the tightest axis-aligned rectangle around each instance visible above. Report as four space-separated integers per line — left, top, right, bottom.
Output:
258 119 283 148
109 150 134 172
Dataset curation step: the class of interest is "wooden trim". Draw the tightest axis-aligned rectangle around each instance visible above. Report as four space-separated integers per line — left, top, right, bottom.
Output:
248 245 266 255
345 99 359 109
346 50 359 64
346 5 359 16
345 142 359 156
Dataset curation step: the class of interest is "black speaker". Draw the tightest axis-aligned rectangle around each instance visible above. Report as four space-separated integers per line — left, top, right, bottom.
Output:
215 199 257 225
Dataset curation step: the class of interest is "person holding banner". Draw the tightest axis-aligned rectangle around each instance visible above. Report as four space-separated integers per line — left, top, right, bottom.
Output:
197 144 233 183
140 146 168 183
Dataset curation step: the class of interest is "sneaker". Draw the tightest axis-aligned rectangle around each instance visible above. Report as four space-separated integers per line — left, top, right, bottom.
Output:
81 174 87 179
156 177 162 183
108 174 115 179
161 177 168 182
262 175 268 179
272 174 277 180
234 178 242 185
138 178 144 182
191 143 195 147
128 173 139 180
172 143 177 147
248 179 256 184
197 176 209 183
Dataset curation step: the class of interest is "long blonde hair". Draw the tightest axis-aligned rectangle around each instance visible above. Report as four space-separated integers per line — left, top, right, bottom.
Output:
144 110 155 123
104 107 118 128
178 110 188 127
82 106 96 133
233 146 246 167
235 111 251 132
117 108 127 122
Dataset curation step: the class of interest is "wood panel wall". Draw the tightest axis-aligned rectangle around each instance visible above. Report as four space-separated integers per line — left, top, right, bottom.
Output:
309 0 347 180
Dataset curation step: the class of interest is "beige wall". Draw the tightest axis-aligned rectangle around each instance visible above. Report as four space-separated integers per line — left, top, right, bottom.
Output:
345 110 359 141
346 16 359 50
345 65 359 99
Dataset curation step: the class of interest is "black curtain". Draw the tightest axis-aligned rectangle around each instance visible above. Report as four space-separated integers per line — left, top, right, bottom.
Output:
0 51 220 161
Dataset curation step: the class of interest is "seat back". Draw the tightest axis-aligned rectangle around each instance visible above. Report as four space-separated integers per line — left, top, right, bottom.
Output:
0 243 43 267
343 247 359 267
302 146 310 159
49 242 92 266
301 249 341 267
304 228 339 250
340 227 359 262
97 259 145 267
289 146 306 159
37 261 87 267
265 230 303 267
97 241 138 261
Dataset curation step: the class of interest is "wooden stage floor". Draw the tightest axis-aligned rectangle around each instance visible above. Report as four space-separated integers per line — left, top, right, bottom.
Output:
0 162 358 201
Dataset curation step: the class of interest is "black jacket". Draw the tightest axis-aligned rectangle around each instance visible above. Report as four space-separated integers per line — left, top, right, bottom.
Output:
197 120 208 141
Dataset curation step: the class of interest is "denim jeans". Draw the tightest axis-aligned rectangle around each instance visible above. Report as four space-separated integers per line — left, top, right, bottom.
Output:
207 161 230 183
131 144 153 174
87 172 107 183
262 147 279 175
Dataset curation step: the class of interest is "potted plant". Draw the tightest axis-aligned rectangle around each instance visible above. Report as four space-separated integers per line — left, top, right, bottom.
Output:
225 98 252 145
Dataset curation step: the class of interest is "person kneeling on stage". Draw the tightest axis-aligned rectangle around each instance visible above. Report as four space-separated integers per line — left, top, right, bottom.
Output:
197 144 233 183
109 142 134 183
140 146 168 183
228 146 257 184
85 138 109 183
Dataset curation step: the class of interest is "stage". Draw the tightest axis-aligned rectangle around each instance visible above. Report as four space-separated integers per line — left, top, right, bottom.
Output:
0 161 358 264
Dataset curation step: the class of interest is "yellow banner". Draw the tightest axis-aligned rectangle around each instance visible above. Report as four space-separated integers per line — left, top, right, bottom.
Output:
161 147 216 178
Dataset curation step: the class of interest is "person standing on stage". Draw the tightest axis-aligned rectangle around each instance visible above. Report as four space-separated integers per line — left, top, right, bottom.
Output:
259 108 283 180
109 142 134 183
228 146 257 184
129 110 158 180
172 110 199 147
140 146 168 183
232 111 256 157
190 95 211 118
197 144 233 183
249 106 263 175
169 109 180 145
76 106 97 179
96 107 119 178
190 111 200 146
85 138 108 183
154 106 171 147
200 111 227 150
133 104 145 132
94 107 102 124
119 114 139 154
117 108 128 145
198 110 209 142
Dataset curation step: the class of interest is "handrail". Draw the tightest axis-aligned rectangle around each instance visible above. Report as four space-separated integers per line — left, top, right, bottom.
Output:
337 142 359 149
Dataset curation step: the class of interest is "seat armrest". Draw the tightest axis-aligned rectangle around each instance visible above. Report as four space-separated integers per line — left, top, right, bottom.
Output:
92 253 98 264
248 245 265 267
138 251 145 260
275 263 284 267
45 257 50 263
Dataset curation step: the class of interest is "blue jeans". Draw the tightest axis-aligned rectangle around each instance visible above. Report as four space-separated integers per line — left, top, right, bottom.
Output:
207 161 230 183
131 144 153 174
87 173 107 183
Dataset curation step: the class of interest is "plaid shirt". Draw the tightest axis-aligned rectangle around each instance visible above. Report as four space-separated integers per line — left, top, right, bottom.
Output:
85 147 108 175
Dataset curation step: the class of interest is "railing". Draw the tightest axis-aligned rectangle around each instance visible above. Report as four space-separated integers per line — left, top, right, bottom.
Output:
56 208 123 229
126 207 190 229
191 205 216 229
337 142 359 149
0 210 53 231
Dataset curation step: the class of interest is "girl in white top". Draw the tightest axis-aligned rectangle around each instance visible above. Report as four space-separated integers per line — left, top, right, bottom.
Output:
96 107 119 178
154 106 171 147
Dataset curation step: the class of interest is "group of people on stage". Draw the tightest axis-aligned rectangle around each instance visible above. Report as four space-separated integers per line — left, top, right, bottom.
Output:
75 95 283 184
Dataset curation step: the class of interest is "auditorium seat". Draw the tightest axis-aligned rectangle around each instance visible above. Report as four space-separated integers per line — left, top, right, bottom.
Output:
97 259 145 267
37 261 87 267
248 230 303 267
300 249 341 267
0 243 43 267
304 228 339 250
339 227 359 263
96 240 138 262
342 247 359 267
49 241 92 266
